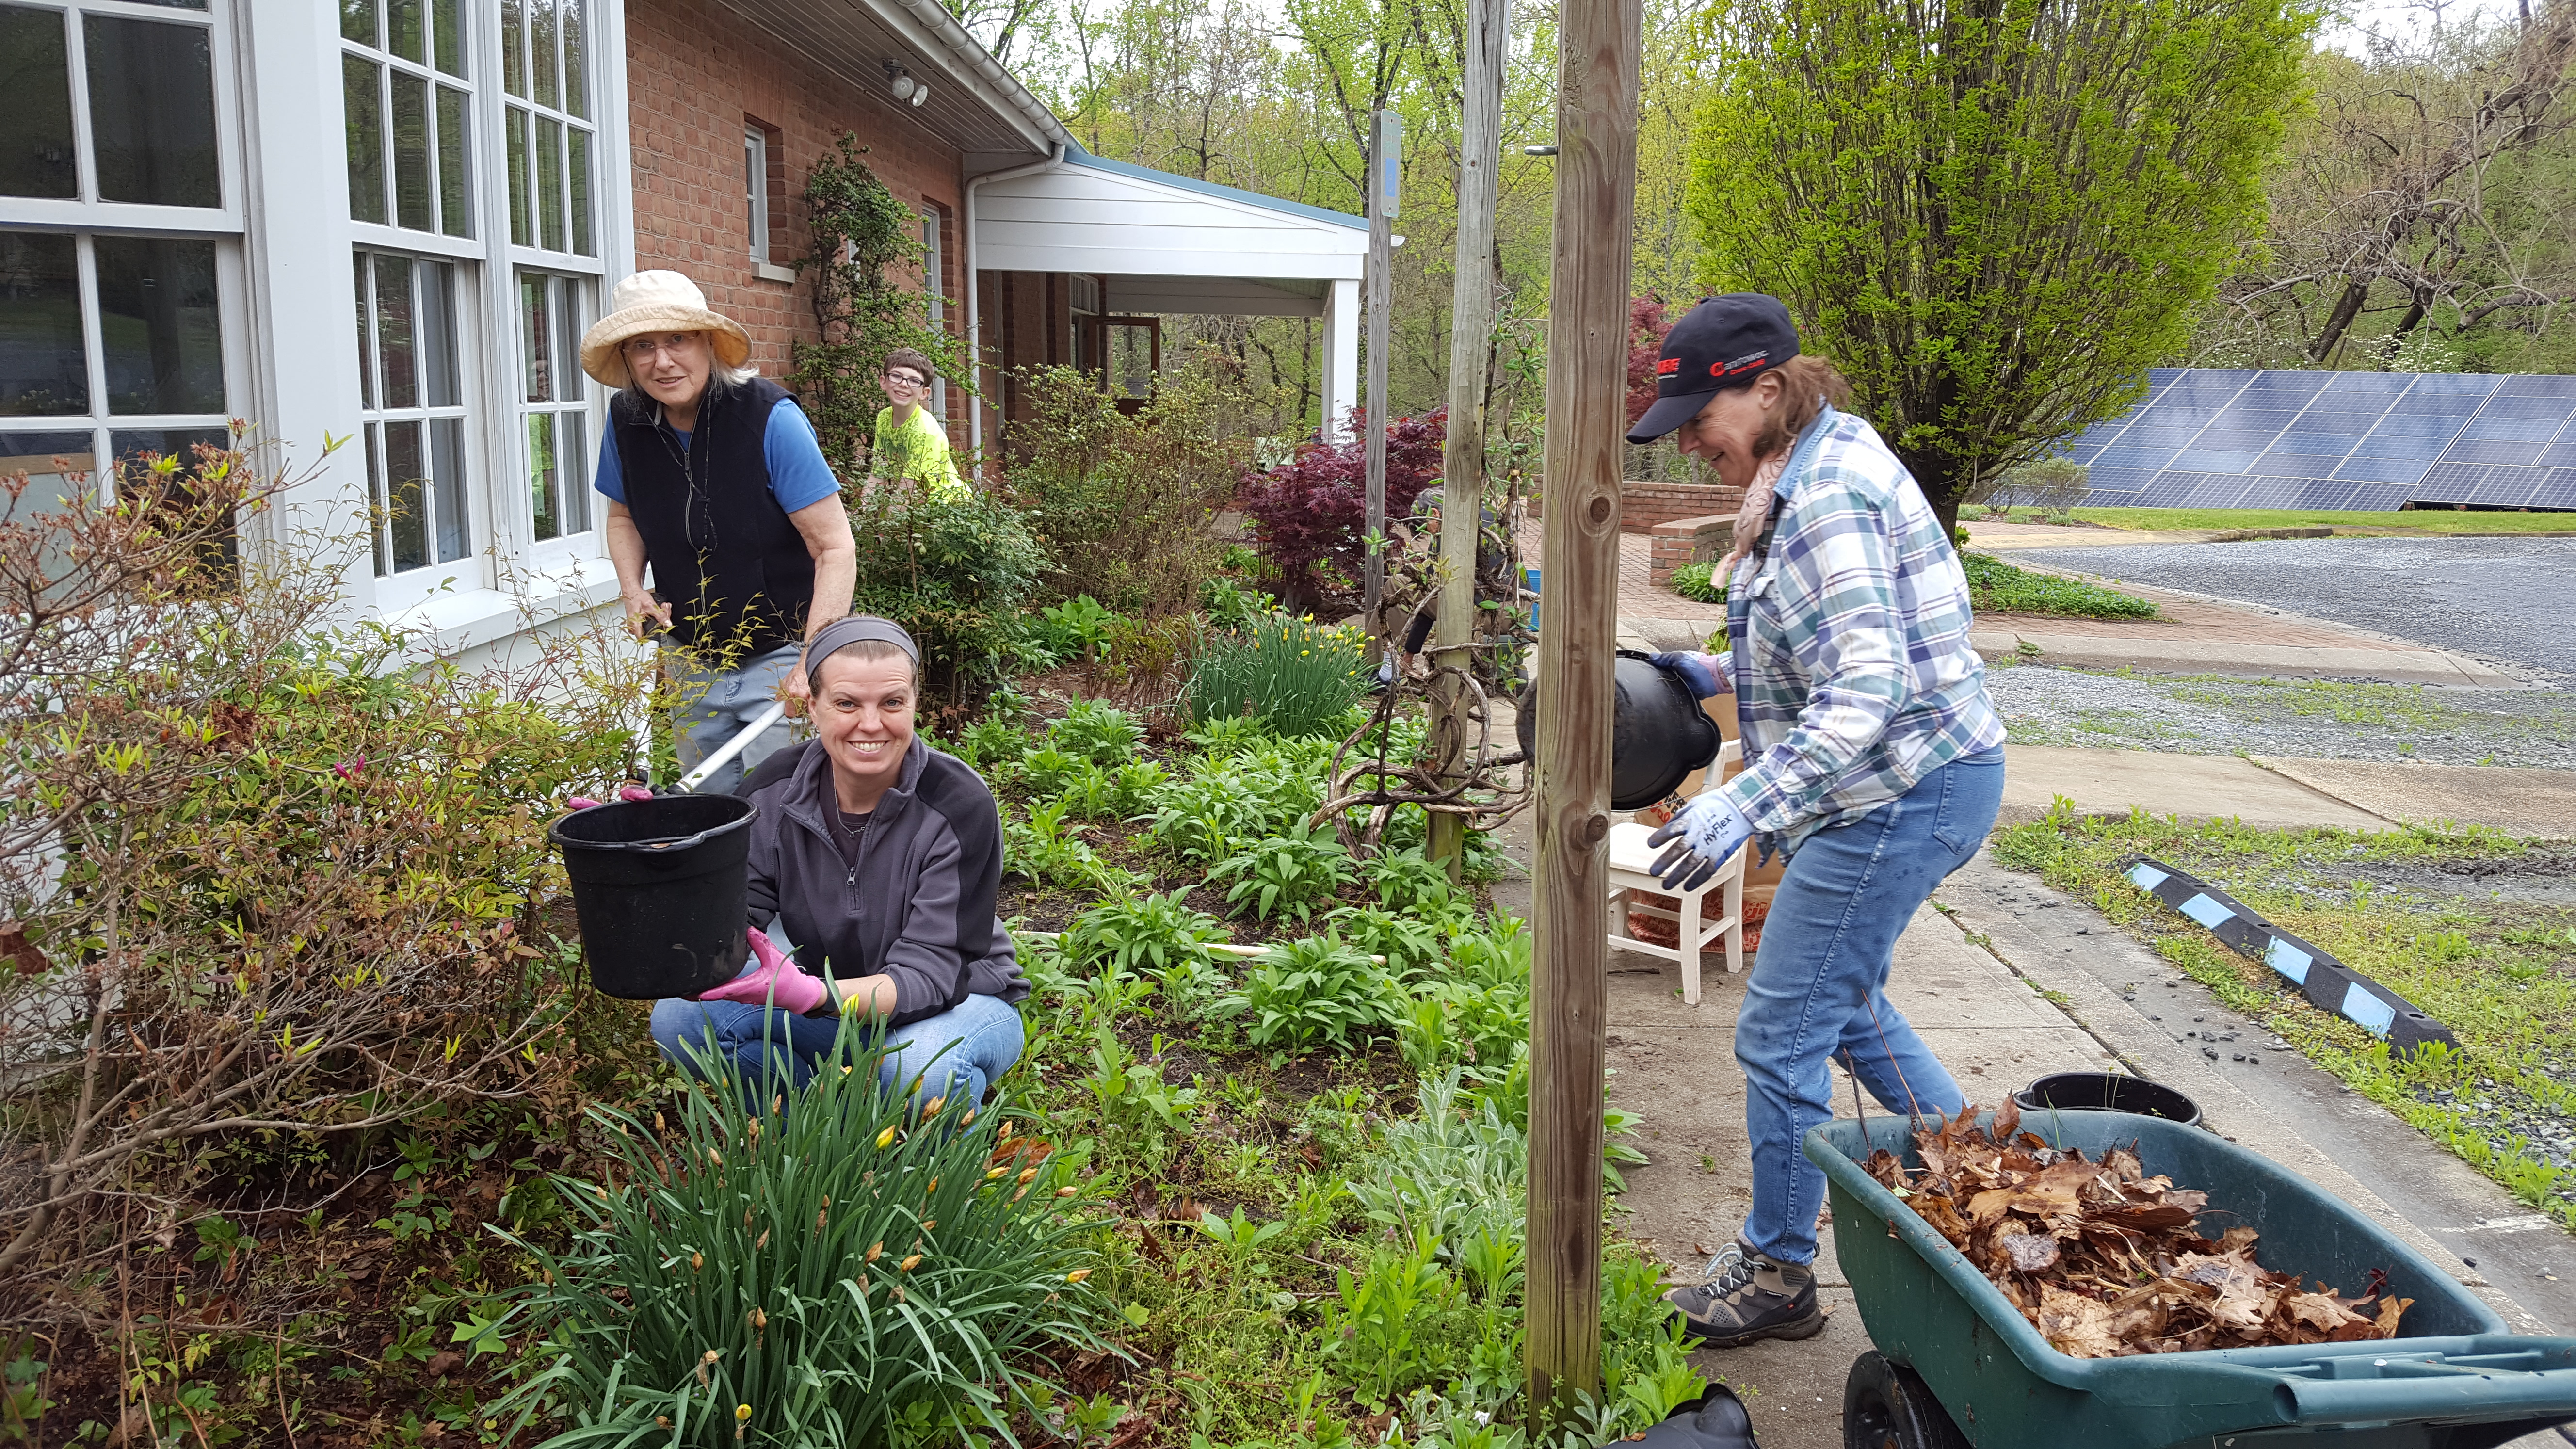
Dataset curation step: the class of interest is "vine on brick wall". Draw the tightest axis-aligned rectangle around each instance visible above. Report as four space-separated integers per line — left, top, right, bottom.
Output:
789 132 969 476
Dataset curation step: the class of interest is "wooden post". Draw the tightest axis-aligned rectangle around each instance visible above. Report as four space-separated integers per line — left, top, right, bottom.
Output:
1427 0 1511 881
1361 109 1401 658
1525 0 1640 1418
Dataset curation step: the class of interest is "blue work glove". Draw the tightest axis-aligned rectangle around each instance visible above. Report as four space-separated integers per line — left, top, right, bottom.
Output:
1649 650 1724 700
1645 789 1756 893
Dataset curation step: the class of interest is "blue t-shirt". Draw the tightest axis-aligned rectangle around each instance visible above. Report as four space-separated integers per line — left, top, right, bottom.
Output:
593 398 841 515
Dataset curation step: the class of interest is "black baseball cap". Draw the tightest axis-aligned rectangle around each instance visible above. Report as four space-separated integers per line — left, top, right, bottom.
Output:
1626 293 1800 444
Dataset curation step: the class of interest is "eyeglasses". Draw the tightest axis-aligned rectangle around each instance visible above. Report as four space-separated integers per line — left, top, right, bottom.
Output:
884 371 928 388
623 335 700 363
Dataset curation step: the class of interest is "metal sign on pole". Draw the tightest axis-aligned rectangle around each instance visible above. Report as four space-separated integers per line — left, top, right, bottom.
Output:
1362 108 1401 659
1525 0 1640 1420
1427 0 1510 880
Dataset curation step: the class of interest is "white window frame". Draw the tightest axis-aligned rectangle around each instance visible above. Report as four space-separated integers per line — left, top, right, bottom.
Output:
920 204 946 417
354 247 486 611
514 267 597 564
328 0 611 616
747 127 771 263
0 0 250 513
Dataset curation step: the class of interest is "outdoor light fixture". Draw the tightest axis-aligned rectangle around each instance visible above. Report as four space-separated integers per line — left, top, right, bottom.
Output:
884 59 931 107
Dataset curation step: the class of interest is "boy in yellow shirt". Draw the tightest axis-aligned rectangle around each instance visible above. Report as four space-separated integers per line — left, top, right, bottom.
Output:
868 348 968 500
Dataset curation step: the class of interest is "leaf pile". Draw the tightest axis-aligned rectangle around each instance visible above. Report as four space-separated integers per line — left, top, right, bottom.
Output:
1865 1102 2411 1358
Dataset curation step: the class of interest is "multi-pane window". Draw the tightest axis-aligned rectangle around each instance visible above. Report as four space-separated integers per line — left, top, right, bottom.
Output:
516 270 590 542
340 0 473 237
0 229 231 506
501 0 593 257
352 249 472 577
1 1 225 209
919 206 946 416
746 128 771 263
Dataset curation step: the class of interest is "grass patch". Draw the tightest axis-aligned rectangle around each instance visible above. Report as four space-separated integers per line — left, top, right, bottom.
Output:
1991 804 2576 1231
1962 552 2158 619
2070 507 2576 536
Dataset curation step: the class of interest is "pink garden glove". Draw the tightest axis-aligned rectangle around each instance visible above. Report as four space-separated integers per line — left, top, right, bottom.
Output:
692 927 832 1015
565 784 656 810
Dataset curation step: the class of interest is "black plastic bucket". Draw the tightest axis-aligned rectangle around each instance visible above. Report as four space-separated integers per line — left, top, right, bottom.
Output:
1513 650 1722 810
549 794 757 1000
2013 1071 2203 1128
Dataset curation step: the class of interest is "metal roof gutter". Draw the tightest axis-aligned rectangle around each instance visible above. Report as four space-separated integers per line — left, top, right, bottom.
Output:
881 0 1074 157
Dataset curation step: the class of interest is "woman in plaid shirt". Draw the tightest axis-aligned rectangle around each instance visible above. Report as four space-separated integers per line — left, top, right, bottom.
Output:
1626 294 2008 1349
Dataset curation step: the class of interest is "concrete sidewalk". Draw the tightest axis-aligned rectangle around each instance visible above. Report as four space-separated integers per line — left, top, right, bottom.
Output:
2003 744 2576 838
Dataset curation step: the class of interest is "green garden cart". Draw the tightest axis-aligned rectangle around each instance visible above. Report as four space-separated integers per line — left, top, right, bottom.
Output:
1806 1111 2576 1449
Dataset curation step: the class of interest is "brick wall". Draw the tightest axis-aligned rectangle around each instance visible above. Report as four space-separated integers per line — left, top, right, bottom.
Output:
1647 514 1735 587
624 0 966 388
1622 480 1743 532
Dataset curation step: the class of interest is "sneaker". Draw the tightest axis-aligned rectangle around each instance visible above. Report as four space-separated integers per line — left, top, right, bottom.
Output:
1665 1240 1824 1347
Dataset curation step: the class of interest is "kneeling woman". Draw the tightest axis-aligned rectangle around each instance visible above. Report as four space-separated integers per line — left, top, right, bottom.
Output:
650 615 1027 1107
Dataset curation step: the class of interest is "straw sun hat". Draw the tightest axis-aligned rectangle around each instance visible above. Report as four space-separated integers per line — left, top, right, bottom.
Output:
579 270 754 388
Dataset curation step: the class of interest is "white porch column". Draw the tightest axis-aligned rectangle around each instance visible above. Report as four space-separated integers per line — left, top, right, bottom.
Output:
1321 276 1360 443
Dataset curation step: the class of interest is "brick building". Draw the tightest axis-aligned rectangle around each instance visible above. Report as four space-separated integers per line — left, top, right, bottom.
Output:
0 0 1364 662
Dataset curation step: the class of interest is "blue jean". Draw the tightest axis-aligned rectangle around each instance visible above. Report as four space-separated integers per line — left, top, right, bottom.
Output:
649 992 1026 1111
669 642 802 795
1734 749 2005 1265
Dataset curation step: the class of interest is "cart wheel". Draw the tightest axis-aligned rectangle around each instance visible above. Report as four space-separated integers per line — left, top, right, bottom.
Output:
1843 1351 1973 1449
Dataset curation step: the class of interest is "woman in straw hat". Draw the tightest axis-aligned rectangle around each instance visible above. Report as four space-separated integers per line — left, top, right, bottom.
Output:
581 270 856 793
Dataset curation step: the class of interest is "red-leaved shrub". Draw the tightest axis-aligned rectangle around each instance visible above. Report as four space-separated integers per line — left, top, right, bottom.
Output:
1238 408 1448 609
1626 296 1673 428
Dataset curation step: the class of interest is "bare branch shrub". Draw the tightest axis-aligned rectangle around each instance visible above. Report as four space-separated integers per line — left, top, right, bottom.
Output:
0 435 651 1292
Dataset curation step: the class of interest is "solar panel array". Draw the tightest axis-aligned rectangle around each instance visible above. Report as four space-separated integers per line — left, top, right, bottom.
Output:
2064 368 2576 511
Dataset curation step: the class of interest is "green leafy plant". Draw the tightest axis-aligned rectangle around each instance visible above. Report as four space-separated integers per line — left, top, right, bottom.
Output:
1362 846 1461 917
1201 576 1280 631
1004 797 1142 895
492 1021 1104 1444
1050 698 1144 766
1036 595 1125 665
1186 612 1373 737
1 1347 51 1444
1323 1228 1461 1408
1221 933 1402 1052
1207 822 1353 925
842 482 1047 702
1081 1028 1203 1149
1054 759 1170 822
1063 892 1228 980
1148 764 1276 868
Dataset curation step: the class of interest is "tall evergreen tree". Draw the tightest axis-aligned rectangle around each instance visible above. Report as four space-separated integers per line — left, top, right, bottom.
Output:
1686 0 2313 528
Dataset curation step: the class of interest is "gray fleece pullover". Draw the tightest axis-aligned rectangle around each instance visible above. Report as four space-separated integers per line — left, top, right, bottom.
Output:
740 738 1027 1026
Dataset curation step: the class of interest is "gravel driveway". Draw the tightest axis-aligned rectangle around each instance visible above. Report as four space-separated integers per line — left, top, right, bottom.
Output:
2030 535 2576 678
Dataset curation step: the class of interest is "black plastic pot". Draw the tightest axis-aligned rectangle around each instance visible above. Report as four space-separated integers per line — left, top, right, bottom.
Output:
1513 650 1722 811
2012 1071 2203 1128
549 794 757 1000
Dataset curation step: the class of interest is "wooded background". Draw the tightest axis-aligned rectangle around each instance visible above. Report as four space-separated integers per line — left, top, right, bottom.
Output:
951 0 2576 491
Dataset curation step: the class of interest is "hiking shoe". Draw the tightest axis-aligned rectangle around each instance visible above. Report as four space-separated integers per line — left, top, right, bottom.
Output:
1666 1240 1824 1347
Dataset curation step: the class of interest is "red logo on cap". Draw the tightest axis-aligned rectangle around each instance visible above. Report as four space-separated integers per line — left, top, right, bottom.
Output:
1657 357 1680 376
1712 349 1772 378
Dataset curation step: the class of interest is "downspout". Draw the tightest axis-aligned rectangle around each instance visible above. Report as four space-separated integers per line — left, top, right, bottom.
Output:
963 145 1066 459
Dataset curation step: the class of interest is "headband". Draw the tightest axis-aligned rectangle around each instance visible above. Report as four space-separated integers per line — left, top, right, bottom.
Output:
805 615 921 692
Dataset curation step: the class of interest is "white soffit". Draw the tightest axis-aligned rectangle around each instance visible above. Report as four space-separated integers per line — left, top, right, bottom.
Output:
974 163 1366 282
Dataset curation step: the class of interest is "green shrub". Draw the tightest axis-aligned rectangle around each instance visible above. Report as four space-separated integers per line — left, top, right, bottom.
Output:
1003 798 1141 895
1201 576 1279 631
1186 613 1372 737
1004 358 1277 616
1206 821 1352 925
844 482 1047 701
1323 904 1444 976
1960 552 2157 619
1220 932 1403 1051
1362 845 1458 917
1017 743 1087 797
1049 698 1143 766
1667 559 1727 604
494 1023 1103 1443
951 715 1032 775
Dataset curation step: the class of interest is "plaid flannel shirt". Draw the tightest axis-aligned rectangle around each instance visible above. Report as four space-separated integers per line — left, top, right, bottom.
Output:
1707 405 2004 854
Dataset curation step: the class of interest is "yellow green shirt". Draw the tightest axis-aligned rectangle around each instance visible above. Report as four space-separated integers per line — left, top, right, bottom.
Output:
869 405 968 499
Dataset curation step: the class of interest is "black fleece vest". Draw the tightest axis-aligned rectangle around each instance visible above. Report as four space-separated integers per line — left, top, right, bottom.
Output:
611 376 815 660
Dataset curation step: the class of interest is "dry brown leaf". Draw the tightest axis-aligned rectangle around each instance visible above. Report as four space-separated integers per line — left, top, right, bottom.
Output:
2001 1231 2062 1273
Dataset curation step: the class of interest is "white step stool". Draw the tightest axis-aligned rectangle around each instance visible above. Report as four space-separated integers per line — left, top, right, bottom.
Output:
1604 743 1746 1006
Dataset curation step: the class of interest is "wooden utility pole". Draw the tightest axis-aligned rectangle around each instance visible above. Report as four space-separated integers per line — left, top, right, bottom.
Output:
1525 0 1640 1418
1427 0 1512 881
1361 109 1401 658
